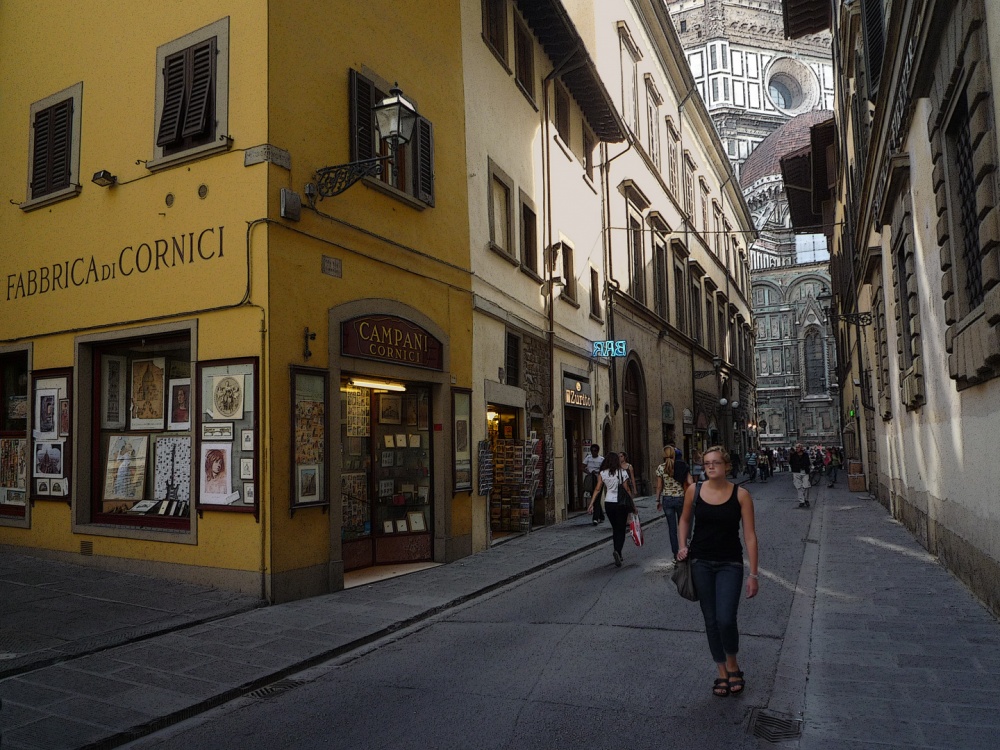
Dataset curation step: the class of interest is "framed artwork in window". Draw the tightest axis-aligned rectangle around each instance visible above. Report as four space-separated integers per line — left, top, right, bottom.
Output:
291 367 327 507
130 357 166 430
167 378 191 431
197 358 258 512
103 434 149 502
100 355 128 430
34 388 59 441
30 369 73 502
378 394 402 424
452 388 472 491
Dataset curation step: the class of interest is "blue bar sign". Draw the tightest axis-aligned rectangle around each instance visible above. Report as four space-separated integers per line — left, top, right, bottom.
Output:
593 340 627 357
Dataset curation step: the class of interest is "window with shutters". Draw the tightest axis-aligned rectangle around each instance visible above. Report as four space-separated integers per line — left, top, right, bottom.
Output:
561 241 577 302
513 14 534 100
22 82 83 210
482 0 508 65
590 267 602 320
150 18 229 170
554 82 571 144
519 191 538 276
350 69 435 207
505 332 521 388
488 159 514 259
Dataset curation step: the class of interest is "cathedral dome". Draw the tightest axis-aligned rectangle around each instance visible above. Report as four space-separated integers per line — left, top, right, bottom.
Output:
740 109 833 188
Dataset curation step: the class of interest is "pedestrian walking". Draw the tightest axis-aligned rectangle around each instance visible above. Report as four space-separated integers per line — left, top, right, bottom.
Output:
691 449 705 483
827 448 841 487
677 446 759 698
790 442 812 508
744 450 757 482
757 449 770 482
618 451 639 499
655 445 693 562
588 452 631 567
582 444 605 524
729 450 741 479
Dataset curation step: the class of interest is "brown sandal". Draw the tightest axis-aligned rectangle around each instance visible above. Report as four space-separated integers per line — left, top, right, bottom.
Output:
713 677 730 697
727 670 745 695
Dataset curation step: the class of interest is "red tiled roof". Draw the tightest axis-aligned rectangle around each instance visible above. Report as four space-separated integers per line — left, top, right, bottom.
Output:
740 109 834 187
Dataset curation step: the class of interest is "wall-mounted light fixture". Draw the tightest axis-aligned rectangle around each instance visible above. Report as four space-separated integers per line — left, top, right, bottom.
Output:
303 327 316 360
348 377 407 392
91 170 117 188
818 286 872 326
312 84 418 200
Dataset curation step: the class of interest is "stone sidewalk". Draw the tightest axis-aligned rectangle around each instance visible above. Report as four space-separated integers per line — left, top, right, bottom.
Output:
2 480 999 749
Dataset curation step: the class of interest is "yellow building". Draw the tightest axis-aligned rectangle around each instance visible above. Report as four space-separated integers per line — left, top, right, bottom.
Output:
0 1 472 602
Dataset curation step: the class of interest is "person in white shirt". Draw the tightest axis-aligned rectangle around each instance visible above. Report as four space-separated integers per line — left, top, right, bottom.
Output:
582 444 605 524
588 452 630 567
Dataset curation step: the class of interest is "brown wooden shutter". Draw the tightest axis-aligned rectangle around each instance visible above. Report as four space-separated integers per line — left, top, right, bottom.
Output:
350 69 376 161
413 117 434 206
31 98 73 198
861 0 884 101
181 39 216 138
157 51 188 146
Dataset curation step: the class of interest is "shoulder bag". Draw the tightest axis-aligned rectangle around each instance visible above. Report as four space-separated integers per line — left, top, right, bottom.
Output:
670 482 699 600
618 469 638 514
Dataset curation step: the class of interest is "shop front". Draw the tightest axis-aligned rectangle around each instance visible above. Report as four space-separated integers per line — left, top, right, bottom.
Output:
563 375 593 513
331 303 454 575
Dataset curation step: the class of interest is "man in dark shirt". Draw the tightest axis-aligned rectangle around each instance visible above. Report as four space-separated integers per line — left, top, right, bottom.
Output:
789 443 812 508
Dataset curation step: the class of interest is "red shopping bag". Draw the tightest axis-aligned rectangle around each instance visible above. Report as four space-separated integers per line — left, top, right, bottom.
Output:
629 512 643 546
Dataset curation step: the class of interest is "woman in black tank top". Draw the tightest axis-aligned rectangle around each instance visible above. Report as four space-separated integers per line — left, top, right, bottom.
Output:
677 446 759 698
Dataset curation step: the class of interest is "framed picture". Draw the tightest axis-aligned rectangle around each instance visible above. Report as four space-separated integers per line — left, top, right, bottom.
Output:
101 355 128 430
36 478 50 495
407 511 426 532
34 388 59 441
297 464 319 503
378 394 402 424
199 442 233 505
417 394 429 430
291 367 326 507
383 434 395 448
202 422 233 440
417 486 429 503
209 374 245 420
130 357 166 430
59 399 70 436
378 479 394 497
395 434 407 449
381 451 394 467
153 436 191 504
167 378 191 431
49 478 67 497
243 483 255 504
241 429 254 451
240 458 254 480
452 389 472 491
383 520 394 534
404 396 418 426
395 518 408 533
103 434 149 502
408 434 421 448
33 440 64 478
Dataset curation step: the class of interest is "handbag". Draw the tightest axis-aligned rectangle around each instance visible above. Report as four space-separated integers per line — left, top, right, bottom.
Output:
671 558 697 601
618 470 638 514
628 512 643 546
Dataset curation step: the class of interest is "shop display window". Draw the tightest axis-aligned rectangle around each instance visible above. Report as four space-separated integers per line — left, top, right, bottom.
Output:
91 335 194 527
291 367 328 509
340 381 431 543
0 351 29 516
30 368 72 503
196 358 258 514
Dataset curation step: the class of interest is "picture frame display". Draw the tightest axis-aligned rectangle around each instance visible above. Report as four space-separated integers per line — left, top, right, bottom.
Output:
153 436 191 504
407 510 426 532
199 442 233 504
30 371 73 502
378 394 402 424
209 374 245 420
297 464 319 502
197 359 257 511
167 378 191 431
33 441 65 479
130 358 166 430
101 355 128 430
103 434 149 502
452 389 472 491
291 368 326 507
34 388 59 441
202 422 234 441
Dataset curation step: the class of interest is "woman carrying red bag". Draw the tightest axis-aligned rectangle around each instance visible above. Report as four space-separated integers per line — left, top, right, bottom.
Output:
588 452 631 567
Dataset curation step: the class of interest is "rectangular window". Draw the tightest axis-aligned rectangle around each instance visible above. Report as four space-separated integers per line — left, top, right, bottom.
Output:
653 238 668 319
590 267 602 319
0 351 29 519
92 333 194 528
483 0 507 62
683 157 694 216
514 15 534 98
583 128 596 181
690 280 703 342
711 78 719 103
710 45 718 71
629 216 645 305
555 82 571 143
700 183 710 233
23 83 83 210
561 242 577 301
505 332 521 388
151 18 229 169
718 306 727 359
667 127 679 196
674 261 686 333
520 196 538 274
646 92 660 169
490 174 512 256
706 295 715 354
350 69 435 206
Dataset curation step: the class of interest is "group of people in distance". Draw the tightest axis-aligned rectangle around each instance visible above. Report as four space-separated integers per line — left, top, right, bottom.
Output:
583 443 759 699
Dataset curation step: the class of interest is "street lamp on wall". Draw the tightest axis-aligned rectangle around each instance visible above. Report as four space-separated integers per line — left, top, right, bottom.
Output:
311 84 418 199
818 286 873 327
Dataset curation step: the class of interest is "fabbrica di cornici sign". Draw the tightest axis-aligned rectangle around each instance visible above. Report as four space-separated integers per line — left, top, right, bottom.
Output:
592 340 626 357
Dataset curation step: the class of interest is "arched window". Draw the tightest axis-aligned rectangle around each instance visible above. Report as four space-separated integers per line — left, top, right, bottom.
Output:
804 331 825 394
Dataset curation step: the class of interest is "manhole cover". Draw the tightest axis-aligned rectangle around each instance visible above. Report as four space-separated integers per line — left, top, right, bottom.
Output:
749 708 803 742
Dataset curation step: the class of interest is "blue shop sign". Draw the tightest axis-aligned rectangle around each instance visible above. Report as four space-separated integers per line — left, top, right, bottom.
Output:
593 340 626 357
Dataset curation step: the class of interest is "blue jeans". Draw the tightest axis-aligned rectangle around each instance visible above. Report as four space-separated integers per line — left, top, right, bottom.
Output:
661 495 684 556
690 559 744 664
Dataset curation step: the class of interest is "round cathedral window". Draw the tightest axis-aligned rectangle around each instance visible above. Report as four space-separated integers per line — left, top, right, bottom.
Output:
763 56 820 116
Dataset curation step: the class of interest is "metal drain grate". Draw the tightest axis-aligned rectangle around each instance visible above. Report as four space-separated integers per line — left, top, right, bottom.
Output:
245 678 308 700
80 540 94 556
749 708 803 742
